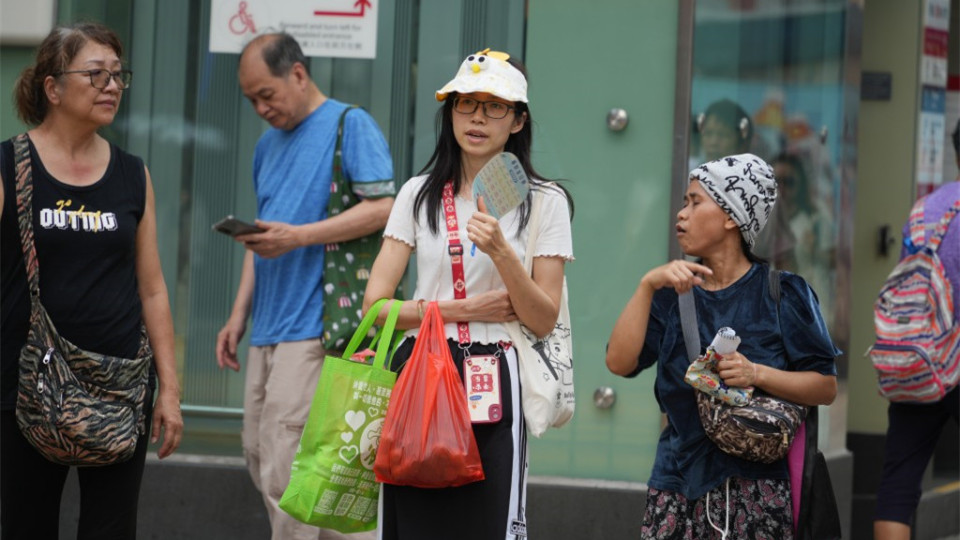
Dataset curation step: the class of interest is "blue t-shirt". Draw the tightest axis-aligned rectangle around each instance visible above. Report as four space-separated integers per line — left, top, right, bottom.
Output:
250 99 394 346
631 263 839 500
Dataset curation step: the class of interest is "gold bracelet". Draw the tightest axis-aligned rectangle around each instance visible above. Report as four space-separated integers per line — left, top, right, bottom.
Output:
417 299 426 321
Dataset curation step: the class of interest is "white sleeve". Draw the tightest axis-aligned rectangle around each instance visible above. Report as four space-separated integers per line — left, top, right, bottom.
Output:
534 185 575 261
382 176 424 248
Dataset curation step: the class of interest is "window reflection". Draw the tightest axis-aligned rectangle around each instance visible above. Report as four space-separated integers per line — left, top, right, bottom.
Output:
689 0 846 332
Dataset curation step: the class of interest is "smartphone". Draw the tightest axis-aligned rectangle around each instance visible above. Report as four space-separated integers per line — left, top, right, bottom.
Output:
212 215 264 237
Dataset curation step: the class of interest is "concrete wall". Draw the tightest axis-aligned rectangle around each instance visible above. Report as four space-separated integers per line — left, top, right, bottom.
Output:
56 453 858 540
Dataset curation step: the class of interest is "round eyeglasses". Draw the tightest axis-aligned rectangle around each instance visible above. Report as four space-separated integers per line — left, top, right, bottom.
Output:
453 96 515 120
56 69 133 90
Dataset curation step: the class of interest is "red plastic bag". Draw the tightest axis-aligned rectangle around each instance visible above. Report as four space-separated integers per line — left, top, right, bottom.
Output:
374 302 484 488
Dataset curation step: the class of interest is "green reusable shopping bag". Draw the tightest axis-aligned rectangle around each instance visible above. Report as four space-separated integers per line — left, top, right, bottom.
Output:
280 299 402 532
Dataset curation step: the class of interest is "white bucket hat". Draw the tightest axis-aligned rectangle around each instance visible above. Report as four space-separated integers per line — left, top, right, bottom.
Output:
436 48 528 103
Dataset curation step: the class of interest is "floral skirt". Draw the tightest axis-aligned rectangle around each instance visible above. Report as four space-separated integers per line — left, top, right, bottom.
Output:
640 477 793 540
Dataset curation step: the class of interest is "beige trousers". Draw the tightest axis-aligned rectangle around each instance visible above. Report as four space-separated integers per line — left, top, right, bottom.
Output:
243 339 376 540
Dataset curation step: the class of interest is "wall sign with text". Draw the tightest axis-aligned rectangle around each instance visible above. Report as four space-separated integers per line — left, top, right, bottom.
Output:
210 0 378 59
915 0 950 197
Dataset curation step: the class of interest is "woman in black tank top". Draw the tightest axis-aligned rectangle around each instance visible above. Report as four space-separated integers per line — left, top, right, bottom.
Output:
0 22 182 540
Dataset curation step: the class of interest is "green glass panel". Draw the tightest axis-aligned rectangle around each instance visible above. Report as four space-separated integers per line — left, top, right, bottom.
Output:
0 47 33 139
690 0 851 451
525 1 680 482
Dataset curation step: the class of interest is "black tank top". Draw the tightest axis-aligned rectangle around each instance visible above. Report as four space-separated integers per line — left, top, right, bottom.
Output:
1 137 146 410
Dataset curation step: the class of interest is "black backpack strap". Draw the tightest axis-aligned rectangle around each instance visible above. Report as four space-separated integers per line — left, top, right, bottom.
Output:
768 265 782 304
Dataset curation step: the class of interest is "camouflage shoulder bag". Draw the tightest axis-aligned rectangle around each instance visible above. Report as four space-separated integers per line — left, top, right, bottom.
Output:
322 107 401 350
11 133 152 466
679 266 807 464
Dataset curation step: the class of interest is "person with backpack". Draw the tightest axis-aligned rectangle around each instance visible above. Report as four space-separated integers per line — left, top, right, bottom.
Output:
874 120 960 540
606 153 839 539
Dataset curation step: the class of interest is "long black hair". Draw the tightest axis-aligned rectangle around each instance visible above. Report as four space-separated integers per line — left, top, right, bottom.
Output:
413 57 573 236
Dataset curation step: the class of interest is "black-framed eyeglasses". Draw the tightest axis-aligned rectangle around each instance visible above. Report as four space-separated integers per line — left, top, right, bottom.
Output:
453 96 515 120
56 69 133 90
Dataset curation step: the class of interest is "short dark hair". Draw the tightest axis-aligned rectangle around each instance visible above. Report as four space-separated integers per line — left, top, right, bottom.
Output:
257 33 310 77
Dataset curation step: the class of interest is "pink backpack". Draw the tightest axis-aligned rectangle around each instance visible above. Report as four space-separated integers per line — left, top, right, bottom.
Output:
870 197 960 403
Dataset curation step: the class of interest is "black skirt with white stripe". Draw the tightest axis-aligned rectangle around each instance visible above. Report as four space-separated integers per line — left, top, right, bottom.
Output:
379 339 529 540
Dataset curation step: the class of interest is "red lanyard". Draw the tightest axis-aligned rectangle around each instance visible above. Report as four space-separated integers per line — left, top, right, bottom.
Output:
442 181 471 344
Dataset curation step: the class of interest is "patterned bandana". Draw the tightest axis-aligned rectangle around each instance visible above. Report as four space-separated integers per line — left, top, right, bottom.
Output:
689 153 778 248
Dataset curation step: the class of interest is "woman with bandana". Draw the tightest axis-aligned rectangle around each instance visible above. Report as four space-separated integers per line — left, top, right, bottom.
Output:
606 154 839 539
363 49 573 540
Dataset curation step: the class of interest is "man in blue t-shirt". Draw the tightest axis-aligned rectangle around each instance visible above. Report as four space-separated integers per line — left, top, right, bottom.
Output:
216 33 393 540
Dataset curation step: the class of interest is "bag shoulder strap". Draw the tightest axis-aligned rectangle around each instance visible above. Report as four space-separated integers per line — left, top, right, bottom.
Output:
769 265 782 304
907 196 960 253
334 105 356 163
928 197 960 251
522 188 544 272
327 105 359 216
769 266 783 352
907 197 927 247
678 290 699 363
679 264 782 363
11 133 40 299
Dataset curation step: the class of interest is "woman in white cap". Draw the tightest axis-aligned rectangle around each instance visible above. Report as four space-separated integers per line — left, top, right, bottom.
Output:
606 154 839 539
363 50 574 539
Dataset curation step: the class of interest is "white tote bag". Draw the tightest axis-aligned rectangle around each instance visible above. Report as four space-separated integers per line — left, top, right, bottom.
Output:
505 188 575 437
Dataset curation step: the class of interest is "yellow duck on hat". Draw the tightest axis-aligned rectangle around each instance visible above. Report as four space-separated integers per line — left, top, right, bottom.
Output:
436 48 528 103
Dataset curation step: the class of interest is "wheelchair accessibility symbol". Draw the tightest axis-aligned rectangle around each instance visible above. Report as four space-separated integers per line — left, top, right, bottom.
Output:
229 1 257 35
